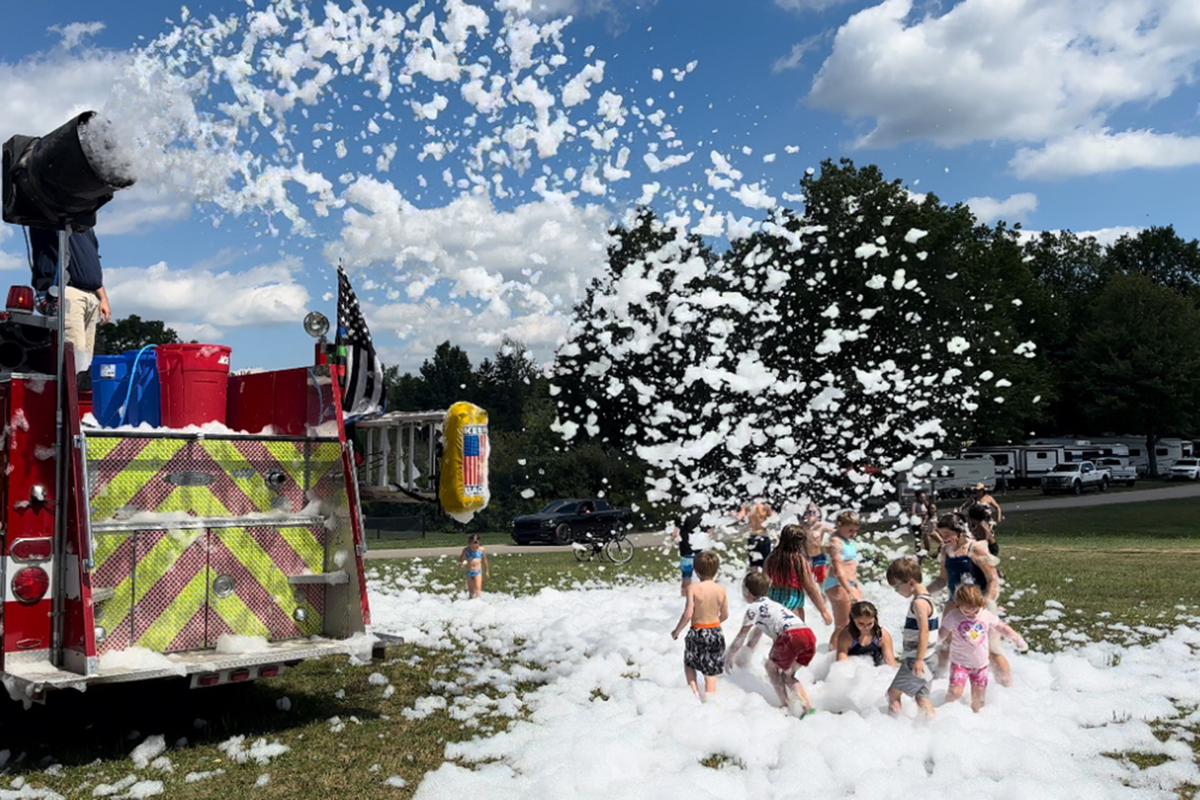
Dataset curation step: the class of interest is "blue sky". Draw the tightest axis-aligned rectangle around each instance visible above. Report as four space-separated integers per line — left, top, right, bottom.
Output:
2 0 1199 373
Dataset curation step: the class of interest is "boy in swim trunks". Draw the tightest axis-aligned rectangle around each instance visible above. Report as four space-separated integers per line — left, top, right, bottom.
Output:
885 556 938 719
724 571 818 716
671 551 729 702
676 509 704 596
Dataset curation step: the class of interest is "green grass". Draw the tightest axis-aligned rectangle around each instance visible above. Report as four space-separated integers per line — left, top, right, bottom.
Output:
365 530 514 551
6 499 1200 798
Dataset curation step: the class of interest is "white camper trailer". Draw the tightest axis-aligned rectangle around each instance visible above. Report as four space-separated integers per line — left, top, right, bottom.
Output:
901 457 997 500
1091 436 1183 476
963 445 1065 488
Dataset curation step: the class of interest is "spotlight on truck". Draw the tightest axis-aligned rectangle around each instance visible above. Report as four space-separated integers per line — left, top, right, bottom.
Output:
2 111 135 230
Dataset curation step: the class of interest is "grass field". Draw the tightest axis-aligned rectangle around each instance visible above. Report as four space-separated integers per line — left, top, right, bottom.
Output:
3 499 1199 798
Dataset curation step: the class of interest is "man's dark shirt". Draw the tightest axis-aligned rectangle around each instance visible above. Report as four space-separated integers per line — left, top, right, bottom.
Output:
29 228 104 292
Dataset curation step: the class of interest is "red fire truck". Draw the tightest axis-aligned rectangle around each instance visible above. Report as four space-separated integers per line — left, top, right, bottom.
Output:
0 297 384 707
1 111 492 707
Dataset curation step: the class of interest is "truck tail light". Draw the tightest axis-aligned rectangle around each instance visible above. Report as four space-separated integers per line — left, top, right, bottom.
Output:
259 666 280 678
229 669 252 683
197 674 221 687
12 566 49 604
6 286 35 313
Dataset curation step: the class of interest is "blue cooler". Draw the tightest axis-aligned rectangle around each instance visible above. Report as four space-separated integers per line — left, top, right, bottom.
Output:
90 355 129 427
122 347 162 427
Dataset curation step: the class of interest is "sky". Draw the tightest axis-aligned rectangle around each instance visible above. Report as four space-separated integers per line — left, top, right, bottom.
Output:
2 0 1199 374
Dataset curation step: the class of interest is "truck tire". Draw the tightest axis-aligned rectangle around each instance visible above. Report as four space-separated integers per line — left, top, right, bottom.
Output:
1072 480 1082 495
1099 479 1108 492
552 523 573 546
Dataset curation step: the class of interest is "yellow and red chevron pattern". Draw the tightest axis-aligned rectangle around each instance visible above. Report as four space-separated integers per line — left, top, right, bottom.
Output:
91 525 326 654
85 436 344 521
84 435 350 655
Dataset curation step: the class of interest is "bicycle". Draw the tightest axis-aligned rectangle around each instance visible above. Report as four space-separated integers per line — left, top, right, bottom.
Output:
572 528 634 564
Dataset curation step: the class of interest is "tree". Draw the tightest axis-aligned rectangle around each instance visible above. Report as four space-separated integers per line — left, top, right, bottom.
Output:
1103 226 1200 295
96 315 180 355
476 337 540 432
416 341 480 410
382 365 424 412
1075 273 1200 477
552 160 1050 513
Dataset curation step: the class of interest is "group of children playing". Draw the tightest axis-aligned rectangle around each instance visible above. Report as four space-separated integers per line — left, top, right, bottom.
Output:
672 509 1027 717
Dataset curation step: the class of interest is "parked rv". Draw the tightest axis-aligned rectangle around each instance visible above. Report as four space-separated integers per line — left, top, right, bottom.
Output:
900 457 996 500
961 445 1065 488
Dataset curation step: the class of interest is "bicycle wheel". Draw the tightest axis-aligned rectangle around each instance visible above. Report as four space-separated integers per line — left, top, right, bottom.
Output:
604 535 634 564
573 542 594 562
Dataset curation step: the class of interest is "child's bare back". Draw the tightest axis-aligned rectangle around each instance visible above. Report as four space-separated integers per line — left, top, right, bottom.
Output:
687 580 728 627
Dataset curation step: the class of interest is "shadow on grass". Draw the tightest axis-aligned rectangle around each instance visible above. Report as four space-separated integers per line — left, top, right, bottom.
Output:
0 657 379 773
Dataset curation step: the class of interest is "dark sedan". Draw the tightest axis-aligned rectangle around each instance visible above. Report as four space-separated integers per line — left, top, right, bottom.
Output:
512 499 634 545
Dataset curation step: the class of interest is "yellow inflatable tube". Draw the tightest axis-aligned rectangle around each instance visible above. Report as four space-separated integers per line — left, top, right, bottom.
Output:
440 402 490 523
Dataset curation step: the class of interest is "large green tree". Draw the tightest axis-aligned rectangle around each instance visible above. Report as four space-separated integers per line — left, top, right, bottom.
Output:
1075 273 1200 476
96 315 180 355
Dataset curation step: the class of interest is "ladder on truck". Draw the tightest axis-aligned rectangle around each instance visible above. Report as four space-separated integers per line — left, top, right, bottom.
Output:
355 411 444 503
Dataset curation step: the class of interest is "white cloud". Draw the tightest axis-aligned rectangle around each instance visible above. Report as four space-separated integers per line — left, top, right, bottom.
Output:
807 0 1200 176
49 22 106 50
328 178 609 310
772 37 822 74
775 0 854 12
966 192 1038 224
1016 225 1142 248
1011 129 1200 179
104 258 310 336
0 227 27 272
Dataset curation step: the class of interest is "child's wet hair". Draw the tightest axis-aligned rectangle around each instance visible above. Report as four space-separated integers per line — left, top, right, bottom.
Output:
849 600 882 641
966 503 992 522
835 510 860 528
743 571 771 599
467 534 481 546
936 512 968 534
955 584 985 609
886 556 922 586
694 551 719 579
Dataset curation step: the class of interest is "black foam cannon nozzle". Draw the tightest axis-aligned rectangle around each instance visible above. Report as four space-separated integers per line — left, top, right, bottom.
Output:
2 111 136 231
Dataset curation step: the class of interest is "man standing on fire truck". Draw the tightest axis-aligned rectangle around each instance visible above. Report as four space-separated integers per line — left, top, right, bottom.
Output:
28 226 112 372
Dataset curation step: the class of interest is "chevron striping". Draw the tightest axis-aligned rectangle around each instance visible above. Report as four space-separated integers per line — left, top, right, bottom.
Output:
275 526 325 574
135 569 209 652
209 532 321 638
89 438 186 521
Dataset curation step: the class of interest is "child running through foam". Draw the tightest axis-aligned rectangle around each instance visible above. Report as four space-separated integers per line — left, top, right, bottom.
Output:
885 557 938 719
671 552 729 702
458 534 489 599
764 524 834 625
725 571 818 717
835 600 896 667
940 584 1028 712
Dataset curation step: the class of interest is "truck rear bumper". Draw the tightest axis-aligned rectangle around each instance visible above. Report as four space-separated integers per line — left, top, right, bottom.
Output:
3 634 392 703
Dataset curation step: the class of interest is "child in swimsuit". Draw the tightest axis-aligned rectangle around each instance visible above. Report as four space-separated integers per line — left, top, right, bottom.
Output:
458 534 490 599
799 504 830 584
671 552 729 702
940 584 1027 712
724 571 819 717
885 557 938 719
835 600 896 667
823 510 863 648
764 524 833 624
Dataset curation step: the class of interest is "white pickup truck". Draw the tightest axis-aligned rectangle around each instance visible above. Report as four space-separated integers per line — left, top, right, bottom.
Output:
1096 457 1137 486
1041 461 1110 495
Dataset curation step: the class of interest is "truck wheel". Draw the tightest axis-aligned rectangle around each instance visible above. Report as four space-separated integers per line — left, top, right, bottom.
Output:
552 523 573 546
1072 480 1082 496
1099 479 1108 492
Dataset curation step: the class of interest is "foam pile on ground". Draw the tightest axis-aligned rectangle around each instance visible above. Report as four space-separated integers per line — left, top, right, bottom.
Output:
367 574 1200 798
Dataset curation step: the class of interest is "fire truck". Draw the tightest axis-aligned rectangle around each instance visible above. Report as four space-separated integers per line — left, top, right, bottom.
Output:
0 112 489 707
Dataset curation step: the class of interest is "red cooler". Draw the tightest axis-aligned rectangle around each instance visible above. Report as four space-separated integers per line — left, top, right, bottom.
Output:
156 344 232 427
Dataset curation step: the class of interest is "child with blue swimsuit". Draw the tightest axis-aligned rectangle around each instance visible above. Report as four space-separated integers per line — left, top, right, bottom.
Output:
822 511 863 648
458 534 490 599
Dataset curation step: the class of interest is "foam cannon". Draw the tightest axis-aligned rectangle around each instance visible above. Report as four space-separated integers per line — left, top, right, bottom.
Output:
3 111 135 230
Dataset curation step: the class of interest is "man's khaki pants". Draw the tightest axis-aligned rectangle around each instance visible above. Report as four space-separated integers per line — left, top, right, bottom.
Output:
63 286 100 372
